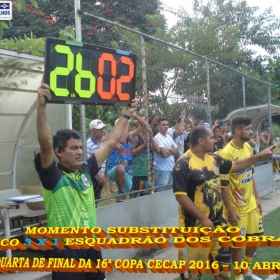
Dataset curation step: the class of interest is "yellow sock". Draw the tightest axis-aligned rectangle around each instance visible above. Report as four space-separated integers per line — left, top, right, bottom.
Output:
243 255 253 267
234 273 243 280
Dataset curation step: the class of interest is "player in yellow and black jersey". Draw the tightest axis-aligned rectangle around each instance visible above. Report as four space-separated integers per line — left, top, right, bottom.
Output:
220 116 264 280
172 125 275 280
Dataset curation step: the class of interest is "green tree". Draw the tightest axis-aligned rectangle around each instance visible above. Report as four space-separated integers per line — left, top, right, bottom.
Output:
2 1 166 128
109 0 280 120
4 0 164 48
162 0 280 119
0 0 45 38
265 56 280 103
173 0 280 63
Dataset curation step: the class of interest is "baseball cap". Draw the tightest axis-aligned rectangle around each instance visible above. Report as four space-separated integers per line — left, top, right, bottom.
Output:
218 120 225 127
89 119 106 130
203 122 211 128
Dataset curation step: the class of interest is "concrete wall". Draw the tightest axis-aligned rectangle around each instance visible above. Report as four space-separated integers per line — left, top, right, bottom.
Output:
254 162 274 197
97 189 177 260
97 162 277 261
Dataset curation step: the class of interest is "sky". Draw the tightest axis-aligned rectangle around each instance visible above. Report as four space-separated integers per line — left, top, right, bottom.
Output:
161 0 280 56
162 0 280 28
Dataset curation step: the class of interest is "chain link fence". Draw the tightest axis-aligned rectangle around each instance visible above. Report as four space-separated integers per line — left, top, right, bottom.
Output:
72 12 271 206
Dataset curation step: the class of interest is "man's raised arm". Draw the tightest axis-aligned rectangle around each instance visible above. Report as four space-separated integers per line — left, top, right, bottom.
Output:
37 75 53 168
94 99 138 168
173 110 186 138
231 144 275 173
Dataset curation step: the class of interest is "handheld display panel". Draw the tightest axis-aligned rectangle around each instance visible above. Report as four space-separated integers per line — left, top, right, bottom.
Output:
44 38 137 105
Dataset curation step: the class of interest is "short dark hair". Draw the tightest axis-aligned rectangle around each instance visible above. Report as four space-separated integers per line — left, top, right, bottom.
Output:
158 118 168 124
213 126 219 132
231 116 252 134
190 125 209 146
53 129 81 154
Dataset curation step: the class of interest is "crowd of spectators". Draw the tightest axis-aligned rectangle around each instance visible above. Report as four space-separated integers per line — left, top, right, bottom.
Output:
87 112 274 204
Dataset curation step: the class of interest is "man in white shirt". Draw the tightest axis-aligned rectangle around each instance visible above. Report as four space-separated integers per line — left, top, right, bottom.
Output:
154 118 179 192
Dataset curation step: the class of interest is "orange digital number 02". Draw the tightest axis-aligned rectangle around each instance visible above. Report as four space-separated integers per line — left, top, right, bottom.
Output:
116 56 134 101
97 53 134 101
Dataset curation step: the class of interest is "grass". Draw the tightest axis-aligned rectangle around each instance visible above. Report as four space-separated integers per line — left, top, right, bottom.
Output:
252 207 280 280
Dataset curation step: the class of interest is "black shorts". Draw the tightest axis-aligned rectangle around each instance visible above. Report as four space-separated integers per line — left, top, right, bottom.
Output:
45 247 106 280
132 176 148 197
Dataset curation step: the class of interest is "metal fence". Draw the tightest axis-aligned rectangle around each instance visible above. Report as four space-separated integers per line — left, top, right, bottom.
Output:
72 11 271 206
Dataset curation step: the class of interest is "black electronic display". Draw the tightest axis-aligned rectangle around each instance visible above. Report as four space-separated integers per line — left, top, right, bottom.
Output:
44 38 137 105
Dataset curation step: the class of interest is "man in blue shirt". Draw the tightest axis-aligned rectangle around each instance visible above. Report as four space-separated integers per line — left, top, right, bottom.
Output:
106 114 145 202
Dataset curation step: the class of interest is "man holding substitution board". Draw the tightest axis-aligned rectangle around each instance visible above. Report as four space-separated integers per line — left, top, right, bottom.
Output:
35 70 137 280
35 38 139 280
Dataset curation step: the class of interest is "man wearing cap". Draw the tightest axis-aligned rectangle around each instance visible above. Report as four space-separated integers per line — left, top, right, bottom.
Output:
215 119 231 148
87 119 107 204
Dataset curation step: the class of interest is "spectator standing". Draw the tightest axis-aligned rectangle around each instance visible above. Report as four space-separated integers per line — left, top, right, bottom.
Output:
249 130 260 154
152 122 159 137
217 119 232 147
183 114 194 153
154 118 179 192
106 113 144 202
213 126 224 152
185 119 193 133
167 110 189 161
225 119 232 134
259 127 272 151
132 119 160 197
87 119 107 205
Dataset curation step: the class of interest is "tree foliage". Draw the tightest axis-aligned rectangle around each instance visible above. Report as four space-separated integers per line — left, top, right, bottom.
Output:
173 0 280 64
0 32 44 55
2 0 166 124
162 0 280 118
111 0 280 120
0 0 45 38
3 0 280 123
4 0 164 47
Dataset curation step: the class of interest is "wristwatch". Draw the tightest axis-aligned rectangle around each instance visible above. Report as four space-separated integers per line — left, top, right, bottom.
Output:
121 113 131 120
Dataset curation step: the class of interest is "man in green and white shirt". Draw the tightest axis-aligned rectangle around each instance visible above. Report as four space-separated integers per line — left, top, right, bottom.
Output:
35 76 138 280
